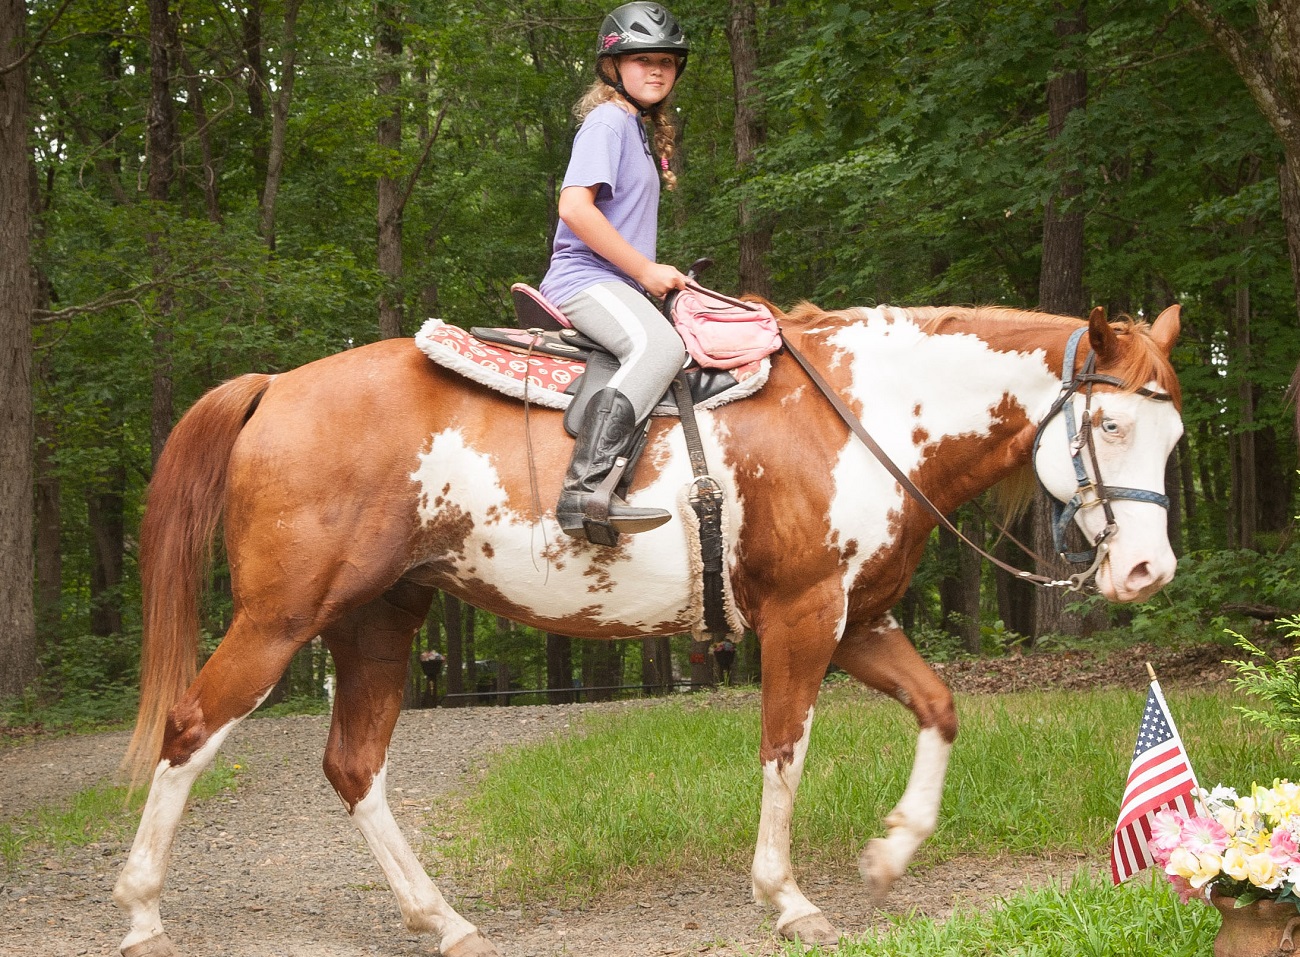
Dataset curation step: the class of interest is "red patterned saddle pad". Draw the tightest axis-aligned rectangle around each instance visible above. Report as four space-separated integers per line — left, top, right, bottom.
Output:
415 320 582 406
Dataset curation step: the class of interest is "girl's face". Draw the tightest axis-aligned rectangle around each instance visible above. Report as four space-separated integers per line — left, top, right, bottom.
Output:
615 52 680 106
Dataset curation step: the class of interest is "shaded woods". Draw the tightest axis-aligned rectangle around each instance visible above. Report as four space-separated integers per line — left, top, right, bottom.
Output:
2 0 1299 713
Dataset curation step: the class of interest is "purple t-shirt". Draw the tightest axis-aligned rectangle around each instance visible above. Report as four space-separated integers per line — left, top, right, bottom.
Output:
539 102 660 307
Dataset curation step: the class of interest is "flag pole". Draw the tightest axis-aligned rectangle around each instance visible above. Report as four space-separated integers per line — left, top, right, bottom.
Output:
1146 661 1157 682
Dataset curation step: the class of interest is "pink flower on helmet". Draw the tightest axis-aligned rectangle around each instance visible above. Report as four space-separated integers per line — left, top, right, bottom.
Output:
1180 815 1229 855
601 33 623 50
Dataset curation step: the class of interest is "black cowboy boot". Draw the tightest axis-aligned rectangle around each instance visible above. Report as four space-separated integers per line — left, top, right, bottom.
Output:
556 387 671 546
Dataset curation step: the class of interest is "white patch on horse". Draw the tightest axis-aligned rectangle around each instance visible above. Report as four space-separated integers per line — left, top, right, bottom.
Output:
858 727 952 897
821 311 1059 589
347 760 483 950
115 716 246 951
410 427 713 634
752 708 823 932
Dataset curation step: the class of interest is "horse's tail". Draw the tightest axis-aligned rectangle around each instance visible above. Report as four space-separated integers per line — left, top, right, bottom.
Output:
123 373 272 792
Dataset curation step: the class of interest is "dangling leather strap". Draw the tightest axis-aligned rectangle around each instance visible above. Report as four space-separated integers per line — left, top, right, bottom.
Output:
671 374 730 638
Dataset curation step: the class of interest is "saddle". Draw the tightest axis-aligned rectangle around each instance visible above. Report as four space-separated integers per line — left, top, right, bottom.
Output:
469 284 746 437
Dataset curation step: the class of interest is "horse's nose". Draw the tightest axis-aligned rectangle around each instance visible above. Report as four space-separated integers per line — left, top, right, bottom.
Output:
1120 559 1172 603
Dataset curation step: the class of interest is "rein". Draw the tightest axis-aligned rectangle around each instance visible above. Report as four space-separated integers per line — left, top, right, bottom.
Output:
780 327 1173 592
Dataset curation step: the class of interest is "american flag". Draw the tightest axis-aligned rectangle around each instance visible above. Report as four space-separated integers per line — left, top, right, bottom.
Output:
1111 678 1200 884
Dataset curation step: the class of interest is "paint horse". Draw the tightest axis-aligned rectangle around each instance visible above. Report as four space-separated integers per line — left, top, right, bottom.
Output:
114 301 1182 956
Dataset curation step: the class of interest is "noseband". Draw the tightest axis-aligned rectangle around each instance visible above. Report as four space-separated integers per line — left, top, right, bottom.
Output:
1030 326 1175 569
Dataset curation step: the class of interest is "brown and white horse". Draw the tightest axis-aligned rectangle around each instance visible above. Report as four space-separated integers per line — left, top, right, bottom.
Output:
114 301 1182 956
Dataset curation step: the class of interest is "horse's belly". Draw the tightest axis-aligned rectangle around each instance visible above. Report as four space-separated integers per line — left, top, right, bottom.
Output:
408 429 699 638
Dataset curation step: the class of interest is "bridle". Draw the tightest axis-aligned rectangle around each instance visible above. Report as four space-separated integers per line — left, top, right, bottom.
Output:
782 325 1175 591
1030 326 1175 571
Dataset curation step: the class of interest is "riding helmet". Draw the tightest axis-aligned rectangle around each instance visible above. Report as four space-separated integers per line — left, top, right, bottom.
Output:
598 2 689 76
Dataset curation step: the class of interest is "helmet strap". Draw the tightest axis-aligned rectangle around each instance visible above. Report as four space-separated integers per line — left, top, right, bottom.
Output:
599 60 651 116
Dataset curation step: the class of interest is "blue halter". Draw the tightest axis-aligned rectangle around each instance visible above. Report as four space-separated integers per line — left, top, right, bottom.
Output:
1032 327 1174 565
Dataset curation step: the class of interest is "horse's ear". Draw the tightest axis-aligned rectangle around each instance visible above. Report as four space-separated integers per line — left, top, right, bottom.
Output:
1149 304 1180 356
1088 306 1118 362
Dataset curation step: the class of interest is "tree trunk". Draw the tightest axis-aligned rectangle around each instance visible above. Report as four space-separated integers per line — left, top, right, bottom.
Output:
1033 1 1089 641
1233 275 1257 549
258 0 301 251
34 392 59 643
443 592 464 704
87 466 126 638
463 600 477 701
546 632 573 704
726 0 771 298
0 0 38 698
689 637 714 688
239 0 269 191
956 513 984 654
376 1 404 339
146 0 176 466
1181 0 1300 326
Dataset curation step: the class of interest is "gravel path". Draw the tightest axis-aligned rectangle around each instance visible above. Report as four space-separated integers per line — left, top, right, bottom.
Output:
1 701 1095 957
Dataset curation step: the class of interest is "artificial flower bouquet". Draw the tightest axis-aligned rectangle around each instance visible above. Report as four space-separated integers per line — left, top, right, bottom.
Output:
1150 779 1300 911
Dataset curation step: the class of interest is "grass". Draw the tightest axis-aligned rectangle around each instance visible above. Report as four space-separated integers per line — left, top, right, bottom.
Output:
0 756 242 871
789 871 1219 956
436 684 1289 903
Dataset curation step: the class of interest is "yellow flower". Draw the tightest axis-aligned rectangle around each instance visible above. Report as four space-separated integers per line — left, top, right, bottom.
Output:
1167 848 1223 889
1246 851 1280 888
1223 846 1250 881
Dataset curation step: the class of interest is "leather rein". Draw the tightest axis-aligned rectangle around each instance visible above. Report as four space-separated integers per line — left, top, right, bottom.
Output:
781 325 1175 592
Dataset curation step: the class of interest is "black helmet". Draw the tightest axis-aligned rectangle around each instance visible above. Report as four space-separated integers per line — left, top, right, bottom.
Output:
598 3 689 73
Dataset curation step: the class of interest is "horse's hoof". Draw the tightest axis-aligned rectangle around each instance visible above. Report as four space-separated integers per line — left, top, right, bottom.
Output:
779 912 840 948
857 838 897 905
441 930 500 957
122 933 180 957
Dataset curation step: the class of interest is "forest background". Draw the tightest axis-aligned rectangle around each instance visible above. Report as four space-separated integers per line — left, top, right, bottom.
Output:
2 0 1300 720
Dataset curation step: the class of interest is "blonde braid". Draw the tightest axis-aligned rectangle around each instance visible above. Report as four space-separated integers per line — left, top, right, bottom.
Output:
648 101 679 191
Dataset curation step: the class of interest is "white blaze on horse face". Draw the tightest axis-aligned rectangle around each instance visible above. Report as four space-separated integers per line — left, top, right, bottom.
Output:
822 310 1059 589
1035 388 1182 602
410 428 701 633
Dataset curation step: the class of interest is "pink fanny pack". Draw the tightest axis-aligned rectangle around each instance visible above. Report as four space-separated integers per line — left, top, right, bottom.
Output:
669 282 782 370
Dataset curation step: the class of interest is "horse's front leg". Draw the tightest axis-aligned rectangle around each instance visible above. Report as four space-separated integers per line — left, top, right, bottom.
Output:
831 615 957 903
321 580 498 957
750 617 841 946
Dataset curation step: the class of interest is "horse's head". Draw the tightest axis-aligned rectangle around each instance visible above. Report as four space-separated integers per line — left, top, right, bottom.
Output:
1032 305 1182 603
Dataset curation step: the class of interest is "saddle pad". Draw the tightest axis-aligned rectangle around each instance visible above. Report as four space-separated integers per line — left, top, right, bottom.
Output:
415 318 581 410
414 317 770 413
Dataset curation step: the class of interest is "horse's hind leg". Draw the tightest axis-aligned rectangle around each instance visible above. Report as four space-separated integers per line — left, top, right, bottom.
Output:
321 579 498 957
831 615 957 904
114 619 309 957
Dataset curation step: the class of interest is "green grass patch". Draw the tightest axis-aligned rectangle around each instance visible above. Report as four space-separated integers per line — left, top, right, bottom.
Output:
438 686 1287 903
791 871 1218 956
0 757 242 871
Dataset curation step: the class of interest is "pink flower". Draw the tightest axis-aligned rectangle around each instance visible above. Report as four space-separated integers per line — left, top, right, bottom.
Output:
1180 816 1229 856
1150 809 1186 865
1165 873 1198 904
1269 829 1300 867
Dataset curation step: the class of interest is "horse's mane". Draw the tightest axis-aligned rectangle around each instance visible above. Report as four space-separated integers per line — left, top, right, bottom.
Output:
775 301 1181 405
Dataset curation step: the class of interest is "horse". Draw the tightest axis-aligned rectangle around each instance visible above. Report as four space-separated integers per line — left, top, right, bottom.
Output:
113 300 1182 956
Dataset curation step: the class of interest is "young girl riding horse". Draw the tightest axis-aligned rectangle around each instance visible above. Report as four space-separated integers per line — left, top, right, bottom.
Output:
539 2 690 545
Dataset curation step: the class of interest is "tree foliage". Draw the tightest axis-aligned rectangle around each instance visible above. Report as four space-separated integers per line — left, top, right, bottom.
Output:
4 0 1300 708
